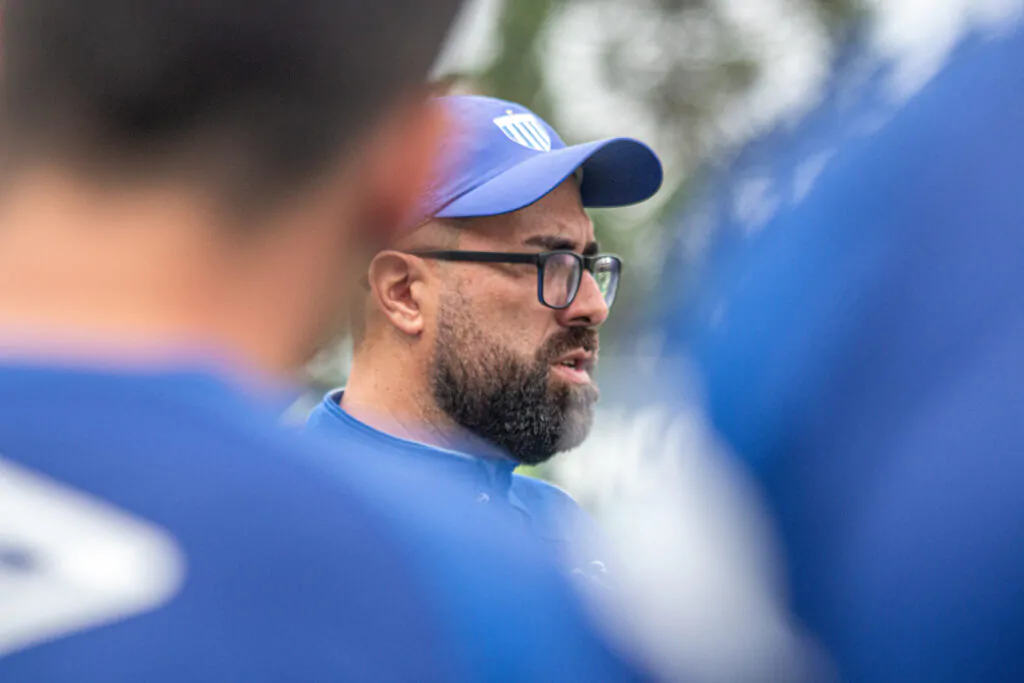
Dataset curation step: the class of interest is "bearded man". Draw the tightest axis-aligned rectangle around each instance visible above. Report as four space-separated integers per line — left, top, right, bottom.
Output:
306 94 662 575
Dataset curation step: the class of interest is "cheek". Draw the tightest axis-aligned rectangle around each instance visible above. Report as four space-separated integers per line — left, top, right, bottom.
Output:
456 268 565 352
462 285 557 356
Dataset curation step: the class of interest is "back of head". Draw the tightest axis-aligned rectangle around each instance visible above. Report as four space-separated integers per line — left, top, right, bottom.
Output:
0 0 465 375
1 0 461 203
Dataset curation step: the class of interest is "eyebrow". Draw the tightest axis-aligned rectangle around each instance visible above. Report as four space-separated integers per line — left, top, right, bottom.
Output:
524 235 601 256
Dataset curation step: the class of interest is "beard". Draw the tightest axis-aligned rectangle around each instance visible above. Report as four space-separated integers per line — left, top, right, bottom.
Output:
430 299 600 465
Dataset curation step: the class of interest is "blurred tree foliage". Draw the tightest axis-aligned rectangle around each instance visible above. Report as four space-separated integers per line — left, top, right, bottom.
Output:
476 0 865 152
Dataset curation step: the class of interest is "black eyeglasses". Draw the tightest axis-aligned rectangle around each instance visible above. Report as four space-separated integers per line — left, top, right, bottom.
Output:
409 250 622 310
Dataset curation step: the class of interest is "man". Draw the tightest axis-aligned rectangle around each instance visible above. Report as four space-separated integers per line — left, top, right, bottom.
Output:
307 94 662 573
0 3 644 681
625 20 1024 683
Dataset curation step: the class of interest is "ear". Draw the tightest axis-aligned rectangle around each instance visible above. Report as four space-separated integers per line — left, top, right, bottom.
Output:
367 251 433 337
352 96 450 249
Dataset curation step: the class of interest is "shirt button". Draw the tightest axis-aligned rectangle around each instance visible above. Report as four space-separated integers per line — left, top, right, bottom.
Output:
476 492 490 503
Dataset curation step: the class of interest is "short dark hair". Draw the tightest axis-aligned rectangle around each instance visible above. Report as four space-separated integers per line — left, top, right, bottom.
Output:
1 0 464 206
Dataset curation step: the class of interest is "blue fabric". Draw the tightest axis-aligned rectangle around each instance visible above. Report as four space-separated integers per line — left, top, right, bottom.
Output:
640 21 1024 683
0 364 645 682
306 390 611 585
427 95 662 217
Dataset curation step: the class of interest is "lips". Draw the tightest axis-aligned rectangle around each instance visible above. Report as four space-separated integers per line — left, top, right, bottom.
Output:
542 329 599 386
551 349 597 374
549 348 598 387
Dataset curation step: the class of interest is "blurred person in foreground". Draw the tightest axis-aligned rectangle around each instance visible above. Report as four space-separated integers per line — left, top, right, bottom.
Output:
306 94 662 578
621 16 1024 683
0 2 647 681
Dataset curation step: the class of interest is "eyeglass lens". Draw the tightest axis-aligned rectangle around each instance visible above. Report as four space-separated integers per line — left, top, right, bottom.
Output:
541 252 581 308
592 257 619 307
541 254 619 309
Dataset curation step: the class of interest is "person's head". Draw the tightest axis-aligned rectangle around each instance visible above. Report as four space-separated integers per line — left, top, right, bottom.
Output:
353 96 663 464
0 0 465 376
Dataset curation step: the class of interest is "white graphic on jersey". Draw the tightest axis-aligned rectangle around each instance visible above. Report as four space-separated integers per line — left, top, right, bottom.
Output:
493 112 552 152
0 456 185 657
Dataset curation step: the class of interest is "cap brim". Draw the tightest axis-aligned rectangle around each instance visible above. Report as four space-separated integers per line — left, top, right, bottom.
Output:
435 138 663 218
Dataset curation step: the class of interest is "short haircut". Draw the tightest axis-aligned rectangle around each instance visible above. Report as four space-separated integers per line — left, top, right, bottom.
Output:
1 0 464 206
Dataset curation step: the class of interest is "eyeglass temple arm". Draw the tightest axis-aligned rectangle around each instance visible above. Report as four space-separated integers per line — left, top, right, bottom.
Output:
406 250 541 265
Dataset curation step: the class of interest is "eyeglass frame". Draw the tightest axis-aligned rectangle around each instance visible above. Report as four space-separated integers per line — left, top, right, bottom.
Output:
405 249 623 311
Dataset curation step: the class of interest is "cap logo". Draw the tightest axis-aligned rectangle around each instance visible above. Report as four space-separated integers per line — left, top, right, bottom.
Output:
493 111 552 152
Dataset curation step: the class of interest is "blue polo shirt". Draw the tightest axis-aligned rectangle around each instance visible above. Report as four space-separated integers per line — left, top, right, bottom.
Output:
306 389 610 583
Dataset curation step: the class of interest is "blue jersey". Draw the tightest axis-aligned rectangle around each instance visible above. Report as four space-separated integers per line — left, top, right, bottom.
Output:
306 389 610 584
646 20 1024 683
0 363 644 682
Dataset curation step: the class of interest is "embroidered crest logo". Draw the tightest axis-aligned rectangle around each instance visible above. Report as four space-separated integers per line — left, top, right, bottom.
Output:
493 111 552 152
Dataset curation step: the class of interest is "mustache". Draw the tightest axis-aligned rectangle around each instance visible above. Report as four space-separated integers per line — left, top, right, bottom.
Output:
537 327 599 363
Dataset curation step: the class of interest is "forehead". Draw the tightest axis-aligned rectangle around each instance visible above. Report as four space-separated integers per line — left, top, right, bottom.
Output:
465 179 594 249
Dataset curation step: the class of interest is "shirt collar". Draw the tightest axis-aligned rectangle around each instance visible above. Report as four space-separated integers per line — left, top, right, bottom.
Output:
317 389 519 480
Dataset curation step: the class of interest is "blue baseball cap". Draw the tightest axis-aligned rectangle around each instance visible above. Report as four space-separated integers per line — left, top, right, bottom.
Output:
424 95 663 219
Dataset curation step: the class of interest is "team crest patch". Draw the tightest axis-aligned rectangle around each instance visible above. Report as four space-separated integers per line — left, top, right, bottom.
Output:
493 111 552 152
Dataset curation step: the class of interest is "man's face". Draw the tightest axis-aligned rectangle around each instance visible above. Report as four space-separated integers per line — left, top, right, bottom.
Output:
428 179 610 464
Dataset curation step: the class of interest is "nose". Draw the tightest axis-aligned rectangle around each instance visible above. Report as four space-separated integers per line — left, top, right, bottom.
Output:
557 271 609 327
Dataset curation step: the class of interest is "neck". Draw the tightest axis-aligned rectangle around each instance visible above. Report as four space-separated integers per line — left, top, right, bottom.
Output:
343 347 508 459
0 168 300 378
